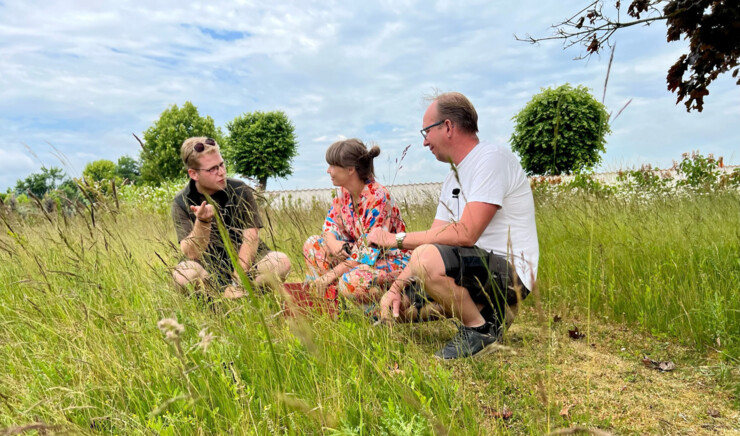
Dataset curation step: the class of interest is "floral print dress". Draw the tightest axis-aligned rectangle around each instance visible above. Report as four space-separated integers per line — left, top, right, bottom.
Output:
303 181 410 299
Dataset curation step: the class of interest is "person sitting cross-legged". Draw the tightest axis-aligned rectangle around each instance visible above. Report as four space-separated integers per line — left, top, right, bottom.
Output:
303 139 410 304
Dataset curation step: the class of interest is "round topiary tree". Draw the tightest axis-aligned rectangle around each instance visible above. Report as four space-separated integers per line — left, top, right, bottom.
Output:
510 84 611 175
224 110 298 190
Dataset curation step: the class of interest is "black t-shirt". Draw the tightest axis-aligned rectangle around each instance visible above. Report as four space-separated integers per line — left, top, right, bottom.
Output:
171 178 269 278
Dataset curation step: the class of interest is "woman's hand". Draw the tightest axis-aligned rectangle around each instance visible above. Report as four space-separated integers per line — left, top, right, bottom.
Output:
324 233 351 259
312 274 334 297
380 288 402 320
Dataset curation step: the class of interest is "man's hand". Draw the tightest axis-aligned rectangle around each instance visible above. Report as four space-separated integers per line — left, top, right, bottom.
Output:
380 289 402 320
190 201 214 223
367 228 395 249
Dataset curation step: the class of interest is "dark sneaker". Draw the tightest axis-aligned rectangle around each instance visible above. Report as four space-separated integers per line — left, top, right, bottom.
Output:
434 323 502 359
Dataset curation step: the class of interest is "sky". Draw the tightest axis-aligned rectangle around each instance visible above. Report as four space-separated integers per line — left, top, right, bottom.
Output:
1 0 738 192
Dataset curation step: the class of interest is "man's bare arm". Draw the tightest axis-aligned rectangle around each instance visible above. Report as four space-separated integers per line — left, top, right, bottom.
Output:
237 228 260 272
180 219 212 259
369 202 499 249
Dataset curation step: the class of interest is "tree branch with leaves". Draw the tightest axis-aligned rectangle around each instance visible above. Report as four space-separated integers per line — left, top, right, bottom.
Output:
516 0 740 112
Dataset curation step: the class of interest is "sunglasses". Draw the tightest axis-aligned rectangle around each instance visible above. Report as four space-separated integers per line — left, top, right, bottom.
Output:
185 138 217 166
193 138 216 153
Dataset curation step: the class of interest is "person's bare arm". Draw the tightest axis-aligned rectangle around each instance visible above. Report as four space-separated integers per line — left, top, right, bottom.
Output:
180 201 215 259
237 228 260 273
368 202 500 249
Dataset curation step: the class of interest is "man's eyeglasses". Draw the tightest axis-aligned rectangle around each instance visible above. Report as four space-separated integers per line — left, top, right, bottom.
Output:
420 120 445 139
193 161 226 175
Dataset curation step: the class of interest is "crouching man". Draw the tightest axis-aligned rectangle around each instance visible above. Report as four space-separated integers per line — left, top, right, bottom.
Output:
171 137 291 298
368 92 539 359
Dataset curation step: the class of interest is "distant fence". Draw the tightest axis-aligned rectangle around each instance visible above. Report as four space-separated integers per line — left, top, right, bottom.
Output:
264 182 443 206
264 165 739 207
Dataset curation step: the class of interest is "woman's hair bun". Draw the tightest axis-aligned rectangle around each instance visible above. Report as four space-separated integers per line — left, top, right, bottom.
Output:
367 145 381 159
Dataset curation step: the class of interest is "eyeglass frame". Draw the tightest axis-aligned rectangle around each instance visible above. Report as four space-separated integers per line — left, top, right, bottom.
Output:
184 138 217 167
420 120 446 139
191 161 226 175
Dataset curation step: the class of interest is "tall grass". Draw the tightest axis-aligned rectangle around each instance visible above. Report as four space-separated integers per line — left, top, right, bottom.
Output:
537 190 740 357
0 200 522 435
0 177 738 434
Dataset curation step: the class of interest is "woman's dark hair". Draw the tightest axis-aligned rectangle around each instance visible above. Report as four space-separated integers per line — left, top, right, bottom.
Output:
325 139 381 182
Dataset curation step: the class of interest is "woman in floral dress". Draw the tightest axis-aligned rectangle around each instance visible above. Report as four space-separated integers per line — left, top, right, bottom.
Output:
303 139 410 302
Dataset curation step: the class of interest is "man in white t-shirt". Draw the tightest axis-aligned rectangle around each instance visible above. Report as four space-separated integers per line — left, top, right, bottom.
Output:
368 92 539 359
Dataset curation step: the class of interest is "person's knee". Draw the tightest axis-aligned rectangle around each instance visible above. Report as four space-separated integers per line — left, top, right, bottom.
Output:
257 251 291 279
408 244 445 280
172 261 207 287
273 252 292 278
302 235 321 258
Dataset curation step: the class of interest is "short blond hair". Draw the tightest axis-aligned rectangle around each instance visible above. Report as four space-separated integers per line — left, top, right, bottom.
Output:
180 137 220 169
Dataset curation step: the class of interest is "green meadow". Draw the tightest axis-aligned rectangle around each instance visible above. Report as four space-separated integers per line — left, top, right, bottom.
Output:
0 162 739 435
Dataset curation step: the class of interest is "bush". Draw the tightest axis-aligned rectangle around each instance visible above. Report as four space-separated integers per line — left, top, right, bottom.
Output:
511 84 611 175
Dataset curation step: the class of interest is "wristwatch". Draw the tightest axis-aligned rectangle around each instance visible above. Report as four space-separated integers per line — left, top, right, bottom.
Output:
395 232 406 249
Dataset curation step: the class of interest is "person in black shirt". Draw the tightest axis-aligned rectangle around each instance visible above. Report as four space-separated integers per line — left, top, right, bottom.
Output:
171 137 291 298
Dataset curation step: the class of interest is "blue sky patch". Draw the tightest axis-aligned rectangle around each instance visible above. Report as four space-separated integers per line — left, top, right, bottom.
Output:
197 26 250 41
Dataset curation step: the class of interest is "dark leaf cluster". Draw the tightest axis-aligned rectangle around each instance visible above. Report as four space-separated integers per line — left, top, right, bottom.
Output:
664 0 740 111
518 0 740 112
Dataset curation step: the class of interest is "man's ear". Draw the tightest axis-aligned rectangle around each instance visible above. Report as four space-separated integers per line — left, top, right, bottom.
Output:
187 168 198 180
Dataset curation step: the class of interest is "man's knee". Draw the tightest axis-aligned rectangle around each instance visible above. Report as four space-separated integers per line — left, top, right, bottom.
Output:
408 244 446 280
257 251 292 279
172 261 207 287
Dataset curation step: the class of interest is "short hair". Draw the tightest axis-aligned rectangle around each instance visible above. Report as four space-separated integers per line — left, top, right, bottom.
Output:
434 92 478 135
181 137 220 169
325 139 381 182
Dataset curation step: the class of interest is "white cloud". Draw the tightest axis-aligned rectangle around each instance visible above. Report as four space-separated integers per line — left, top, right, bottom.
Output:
0 0 737 192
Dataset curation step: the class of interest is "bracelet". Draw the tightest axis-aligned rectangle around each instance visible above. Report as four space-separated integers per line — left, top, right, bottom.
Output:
197 217 212 224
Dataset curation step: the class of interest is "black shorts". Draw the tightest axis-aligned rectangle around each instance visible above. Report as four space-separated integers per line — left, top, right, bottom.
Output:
433 244 530 321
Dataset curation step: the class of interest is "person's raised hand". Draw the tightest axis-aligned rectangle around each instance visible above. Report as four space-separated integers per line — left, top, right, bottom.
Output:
190 201 214 223
367 228 394 249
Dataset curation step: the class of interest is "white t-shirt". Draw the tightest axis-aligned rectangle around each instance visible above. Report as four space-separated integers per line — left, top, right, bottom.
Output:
435 141 539 291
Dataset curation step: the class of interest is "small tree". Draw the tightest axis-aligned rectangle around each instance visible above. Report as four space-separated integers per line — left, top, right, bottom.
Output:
140 102 223 185
83 159 117 183
224 111 298 190
510 84 611 175
14 166 66 197
115 155 141 184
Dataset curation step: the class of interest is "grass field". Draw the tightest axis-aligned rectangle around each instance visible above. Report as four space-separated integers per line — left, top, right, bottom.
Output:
0 179 738 435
